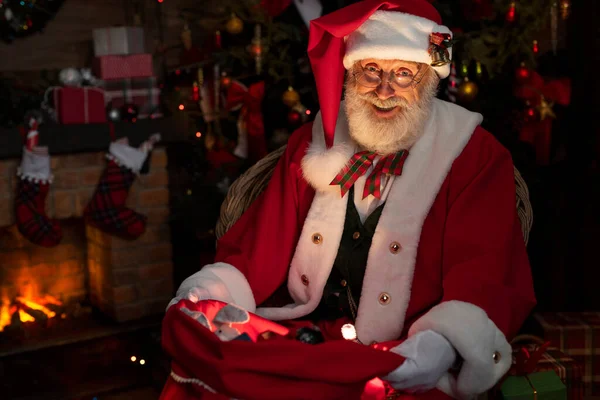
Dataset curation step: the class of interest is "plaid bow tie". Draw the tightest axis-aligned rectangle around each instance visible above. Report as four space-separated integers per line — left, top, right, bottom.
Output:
330 150 409 199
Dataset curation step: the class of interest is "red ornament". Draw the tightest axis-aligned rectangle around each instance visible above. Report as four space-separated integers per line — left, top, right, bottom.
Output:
287 110 301 125
506 1 516 22
532 40 539 54
515 63 530 83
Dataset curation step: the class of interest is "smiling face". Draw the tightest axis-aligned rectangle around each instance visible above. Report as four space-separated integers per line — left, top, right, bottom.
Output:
344 59 439 155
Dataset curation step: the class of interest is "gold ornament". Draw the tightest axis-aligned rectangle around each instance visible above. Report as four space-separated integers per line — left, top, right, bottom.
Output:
226 13 244 35
457 78 478 103
181 24 192 50
282 87 300 107
537 97 556 120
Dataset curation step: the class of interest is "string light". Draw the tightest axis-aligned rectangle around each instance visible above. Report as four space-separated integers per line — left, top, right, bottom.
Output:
130 356 137 362
140 359 146 365
532 40 539 54
178 104 185 111
195 132 202 138
341 324 357 341
305 109 311 115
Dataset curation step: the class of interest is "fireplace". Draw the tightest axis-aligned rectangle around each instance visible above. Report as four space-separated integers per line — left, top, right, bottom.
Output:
0 148 173 341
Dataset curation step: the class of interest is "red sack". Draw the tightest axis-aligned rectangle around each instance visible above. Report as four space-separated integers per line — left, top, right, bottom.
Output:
161 300 407 400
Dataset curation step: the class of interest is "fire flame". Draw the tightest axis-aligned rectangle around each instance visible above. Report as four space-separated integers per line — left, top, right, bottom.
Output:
0 294 63 332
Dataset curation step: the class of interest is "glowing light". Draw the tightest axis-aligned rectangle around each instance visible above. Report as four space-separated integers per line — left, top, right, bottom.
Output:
178 104 185 111
305 109 311 115
131 356 137 362
195 132 202 138
186 189 192 195
341 323 357 340
140 359 146 365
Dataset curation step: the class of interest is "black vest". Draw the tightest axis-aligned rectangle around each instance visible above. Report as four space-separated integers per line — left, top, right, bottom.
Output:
308 186 385 322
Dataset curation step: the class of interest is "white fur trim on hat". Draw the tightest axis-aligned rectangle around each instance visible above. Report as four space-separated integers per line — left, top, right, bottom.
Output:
343 10 453 78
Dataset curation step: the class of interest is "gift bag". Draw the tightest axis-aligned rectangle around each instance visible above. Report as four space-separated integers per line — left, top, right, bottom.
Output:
161 299 411 400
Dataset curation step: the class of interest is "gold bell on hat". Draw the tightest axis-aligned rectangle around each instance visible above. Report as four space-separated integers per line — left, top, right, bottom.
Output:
430 47 451 67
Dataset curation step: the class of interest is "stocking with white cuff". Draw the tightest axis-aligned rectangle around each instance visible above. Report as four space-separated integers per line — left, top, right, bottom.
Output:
84 134 160 239
15 146 63 247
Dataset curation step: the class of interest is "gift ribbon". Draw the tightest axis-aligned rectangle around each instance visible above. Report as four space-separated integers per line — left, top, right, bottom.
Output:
514 71 571 165
225 80 268 162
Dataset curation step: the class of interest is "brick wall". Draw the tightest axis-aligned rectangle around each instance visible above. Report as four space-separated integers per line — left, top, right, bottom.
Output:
0 148 173 322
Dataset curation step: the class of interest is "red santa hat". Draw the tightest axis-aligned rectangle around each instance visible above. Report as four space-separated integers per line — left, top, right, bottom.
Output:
308 0 452 148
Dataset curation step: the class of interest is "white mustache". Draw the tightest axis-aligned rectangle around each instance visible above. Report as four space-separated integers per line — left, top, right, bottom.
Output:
356 92 409 109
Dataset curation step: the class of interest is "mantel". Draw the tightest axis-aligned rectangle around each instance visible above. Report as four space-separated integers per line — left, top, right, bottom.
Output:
0 117 178 160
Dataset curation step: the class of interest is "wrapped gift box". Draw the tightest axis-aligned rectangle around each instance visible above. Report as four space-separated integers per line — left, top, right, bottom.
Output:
53 87 106 124
500 371 566 400
93 26 145 56
512 345 584 399
93 54 153 80
105 87 161 118
101 76 157 91
534 312 600 394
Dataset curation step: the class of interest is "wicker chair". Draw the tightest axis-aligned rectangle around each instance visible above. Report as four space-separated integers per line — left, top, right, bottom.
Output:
216 145 533 245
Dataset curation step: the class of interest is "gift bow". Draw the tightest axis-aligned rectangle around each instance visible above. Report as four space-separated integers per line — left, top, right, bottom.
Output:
225 80 268 162
514 71 571 165
514 70 571 108
512 341 551 376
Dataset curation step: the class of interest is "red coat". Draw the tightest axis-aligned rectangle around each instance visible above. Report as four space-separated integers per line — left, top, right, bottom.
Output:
167 99 537 398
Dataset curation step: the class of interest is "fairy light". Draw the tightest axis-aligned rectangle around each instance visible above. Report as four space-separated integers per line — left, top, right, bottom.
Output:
506 1 516 22
341 324 357 341
195 132 202 138
130 356 137 362
532 40 539 54
140 359 146 365
178 104 185 111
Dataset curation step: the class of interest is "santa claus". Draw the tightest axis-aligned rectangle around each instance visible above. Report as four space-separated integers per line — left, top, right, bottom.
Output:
167 0 536 398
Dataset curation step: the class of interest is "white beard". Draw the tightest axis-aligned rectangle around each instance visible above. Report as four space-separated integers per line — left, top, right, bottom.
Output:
344 77 437 155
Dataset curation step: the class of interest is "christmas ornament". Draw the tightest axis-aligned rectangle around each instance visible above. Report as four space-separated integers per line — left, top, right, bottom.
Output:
295 327 324 345
249 25 264 74
459 61 469 77
515 62 530 84
107 107 121 122
15 146 62 247
457 77 478 103
225 13 244 35
220 72 232 88
475 61 483 79
59 68 83 87
445 62 461 103
181 23 193 50
506 1 516 22
428 32 452 67
291 102 310 124
119 103 139 122
559 0 570 20
282 86 300 107
287 109 302 125
84 134 160 239
537 97 556 120
523 101 537 123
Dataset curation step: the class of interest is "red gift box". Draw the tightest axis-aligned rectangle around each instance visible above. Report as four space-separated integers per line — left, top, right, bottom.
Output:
535 312 600 395
54 87 106 124
93 54 153 80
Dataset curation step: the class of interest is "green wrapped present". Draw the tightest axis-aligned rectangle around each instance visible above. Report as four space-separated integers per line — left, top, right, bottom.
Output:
500 371 566 400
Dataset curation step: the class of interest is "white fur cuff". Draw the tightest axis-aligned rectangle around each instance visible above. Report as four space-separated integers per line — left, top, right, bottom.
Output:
343 11 453 79
176 263 256 312
18 147 52 184
408 301 512 398
107 141 148 174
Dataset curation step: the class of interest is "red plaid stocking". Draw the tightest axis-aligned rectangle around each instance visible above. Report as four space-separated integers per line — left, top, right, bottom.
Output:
15 146 62 247
84 134 160 239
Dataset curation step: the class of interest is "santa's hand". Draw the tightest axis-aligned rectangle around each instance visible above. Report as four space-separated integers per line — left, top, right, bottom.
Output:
381 330 457 393
166 287 211 310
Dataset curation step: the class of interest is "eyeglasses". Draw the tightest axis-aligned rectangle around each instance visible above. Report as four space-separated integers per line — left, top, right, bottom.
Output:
353 63 426 92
